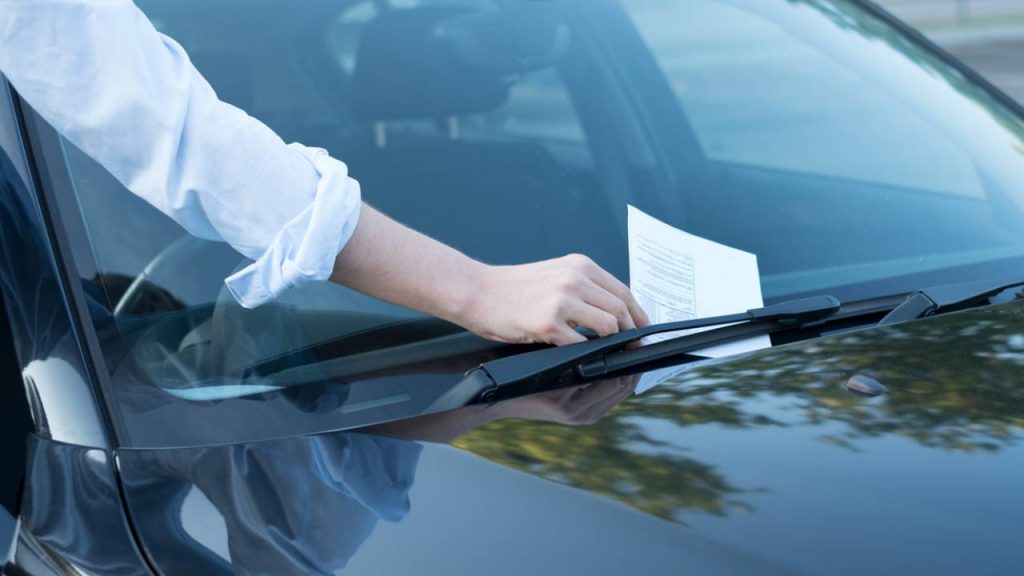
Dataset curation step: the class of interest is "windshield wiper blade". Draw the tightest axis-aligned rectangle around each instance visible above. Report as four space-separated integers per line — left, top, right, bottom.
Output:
427 295 840 411
878 277 1024 326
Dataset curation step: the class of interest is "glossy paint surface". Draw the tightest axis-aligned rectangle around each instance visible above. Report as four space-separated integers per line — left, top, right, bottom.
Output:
117 301 1024 575
0 83 110 449
8 436 149 575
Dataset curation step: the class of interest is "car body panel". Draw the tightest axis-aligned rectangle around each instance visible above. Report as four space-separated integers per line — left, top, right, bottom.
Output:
1 77 122 575
0 80 111 450
115 301 1024 575
6 436 150 575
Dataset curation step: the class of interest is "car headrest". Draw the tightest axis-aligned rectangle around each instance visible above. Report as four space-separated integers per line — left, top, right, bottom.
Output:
351 7 513 122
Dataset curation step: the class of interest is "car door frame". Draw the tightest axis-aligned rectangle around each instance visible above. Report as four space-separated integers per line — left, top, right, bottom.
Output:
1 76 160 575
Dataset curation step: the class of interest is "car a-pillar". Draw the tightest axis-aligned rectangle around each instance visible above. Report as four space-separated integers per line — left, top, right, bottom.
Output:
0 286 32 567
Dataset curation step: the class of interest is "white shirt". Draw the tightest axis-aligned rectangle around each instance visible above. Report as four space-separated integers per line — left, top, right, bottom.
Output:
0 0 362 308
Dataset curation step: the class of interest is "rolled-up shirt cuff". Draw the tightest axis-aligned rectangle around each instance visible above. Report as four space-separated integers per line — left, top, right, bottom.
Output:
224 144 362 308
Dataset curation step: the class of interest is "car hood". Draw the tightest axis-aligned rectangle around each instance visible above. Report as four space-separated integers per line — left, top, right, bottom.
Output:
112 300 1024 575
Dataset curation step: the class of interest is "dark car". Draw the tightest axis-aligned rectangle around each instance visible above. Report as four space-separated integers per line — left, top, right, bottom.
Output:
3 0 1024 574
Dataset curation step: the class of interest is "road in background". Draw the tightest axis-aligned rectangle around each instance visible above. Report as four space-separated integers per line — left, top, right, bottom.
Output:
944 35 1024 103
877 0 1024 103
880 0 1024 27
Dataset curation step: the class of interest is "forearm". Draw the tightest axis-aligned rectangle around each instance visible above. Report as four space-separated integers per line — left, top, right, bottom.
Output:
0 2 647 341
1 0 362 308
330 204 485 325
0 0 318 251
332 204 649 345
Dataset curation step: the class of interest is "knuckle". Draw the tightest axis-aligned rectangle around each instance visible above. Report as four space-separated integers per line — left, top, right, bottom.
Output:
539 320 562 338
552 294 573 314
565 253 592 269
611 283 631 299
556 272 584 292
602 318 618 335
570 270 589 288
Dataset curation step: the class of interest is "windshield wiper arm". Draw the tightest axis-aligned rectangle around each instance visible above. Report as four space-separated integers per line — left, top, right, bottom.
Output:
427 295 840 411
878 277 1024 326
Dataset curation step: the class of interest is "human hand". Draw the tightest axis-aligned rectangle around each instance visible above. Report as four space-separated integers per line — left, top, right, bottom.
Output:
493 375 639 426
461 254 650 346
331 208 647 346
365 375 638 442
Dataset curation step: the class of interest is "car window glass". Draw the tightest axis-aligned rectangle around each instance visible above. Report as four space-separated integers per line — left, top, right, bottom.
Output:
28 0 1024 448
627 0 983 198
328 2 586 146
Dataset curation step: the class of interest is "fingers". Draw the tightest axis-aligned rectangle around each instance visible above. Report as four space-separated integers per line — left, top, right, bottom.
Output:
490 254 651 347
592 269 650 328
567 254 651 328
561 377 636 424
579 279 637 331
581 381 634 422
538 302 618 346
564 302 619 338
545 322 588 346
533 254 650 346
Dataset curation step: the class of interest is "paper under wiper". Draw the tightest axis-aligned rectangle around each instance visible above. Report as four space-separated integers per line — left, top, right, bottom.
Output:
627 205 770 393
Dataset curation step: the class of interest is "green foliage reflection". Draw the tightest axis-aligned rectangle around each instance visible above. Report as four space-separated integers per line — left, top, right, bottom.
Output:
455 302 1024 522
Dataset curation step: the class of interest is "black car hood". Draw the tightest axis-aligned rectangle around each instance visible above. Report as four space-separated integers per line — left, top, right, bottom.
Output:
112 301 1024 575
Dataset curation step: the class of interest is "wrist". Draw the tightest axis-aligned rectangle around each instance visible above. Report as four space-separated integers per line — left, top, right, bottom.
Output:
443 258 491 328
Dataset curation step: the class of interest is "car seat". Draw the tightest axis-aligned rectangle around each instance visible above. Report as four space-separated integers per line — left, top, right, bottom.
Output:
345 5 603 265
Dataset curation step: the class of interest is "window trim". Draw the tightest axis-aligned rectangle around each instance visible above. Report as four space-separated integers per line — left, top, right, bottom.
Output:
855 0 1024 121
10 92 123 448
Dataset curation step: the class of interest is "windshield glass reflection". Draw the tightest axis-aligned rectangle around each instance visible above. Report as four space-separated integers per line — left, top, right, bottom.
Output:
455 302 1024 524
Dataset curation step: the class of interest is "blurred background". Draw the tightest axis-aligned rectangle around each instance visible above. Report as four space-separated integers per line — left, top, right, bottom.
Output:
878 0 1024 102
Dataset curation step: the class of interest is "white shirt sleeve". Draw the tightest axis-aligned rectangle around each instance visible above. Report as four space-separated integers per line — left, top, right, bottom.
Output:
0 0 362 308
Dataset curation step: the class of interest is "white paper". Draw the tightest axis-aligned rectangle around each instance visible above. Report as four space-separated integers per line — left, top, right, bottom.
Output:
628 205 770 393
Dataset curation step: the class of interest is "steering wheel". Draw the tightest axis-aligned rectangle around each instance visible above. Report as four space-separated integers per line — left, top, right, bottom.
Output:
114 235 244 317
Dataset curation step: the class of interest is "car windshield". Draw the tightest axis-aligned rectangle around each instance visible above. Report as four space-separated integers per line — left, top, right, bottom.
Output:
31 0 1024 447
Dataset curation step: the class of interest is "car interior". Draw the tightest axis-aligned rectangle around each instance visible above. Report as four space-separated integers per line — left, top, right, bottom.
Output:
74 0 1024 304
56 0 628 410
